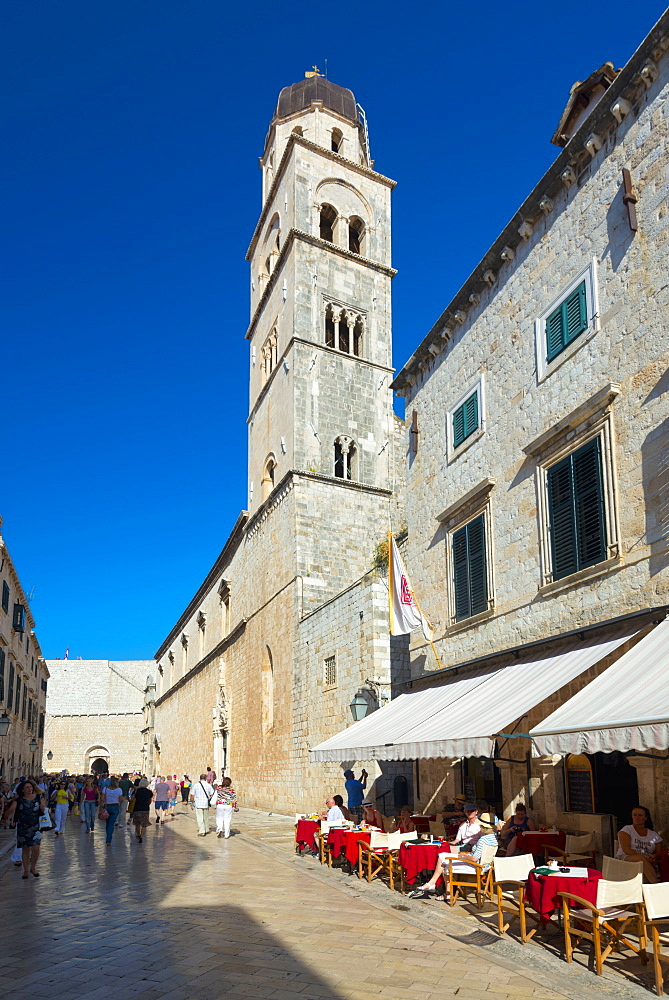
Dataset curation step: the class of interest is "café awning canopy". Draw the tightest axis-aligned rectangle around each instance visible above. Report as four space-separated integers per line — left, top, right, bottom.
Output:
310 631 637 762
530 619 669 756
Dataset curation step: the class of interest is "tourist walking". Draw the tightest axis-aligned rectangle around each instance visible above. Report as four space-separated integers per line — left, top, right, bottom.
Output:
52 780 71 835
131 778 154 843
118 773 133 828
15 779 46 879
154 776 170 824
213 776 237 839
81 776 99 833
180 775 191 803
100 776 125 845
166 774 179 818
189 773 214 836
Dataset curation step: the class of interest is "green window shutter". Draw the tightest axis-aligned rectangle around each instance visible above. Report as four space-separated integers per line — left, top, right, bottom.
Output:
547 438 606 581
452 390 479 449
547 455 577 580
546 280 588 363
453 515 488 621
565 282 587 345
453 526 470 620
0 648 4 704
573 438 607 568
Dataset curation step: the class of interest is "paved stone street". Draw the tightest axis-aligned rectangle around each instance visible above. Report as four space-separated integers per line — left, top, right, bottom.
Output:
0 808 656 1000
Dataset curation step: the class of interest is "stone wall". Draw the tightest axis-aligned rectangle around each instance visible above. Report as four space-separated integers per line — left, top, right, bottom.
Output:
43 712 144 775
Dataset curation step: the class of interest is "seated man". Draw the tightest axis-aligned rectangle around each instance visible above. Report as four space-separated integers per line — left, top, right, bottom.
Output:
451 803 481 849
333 795 350 821
408 812 498 899
441 793 467 824
318 797 346 824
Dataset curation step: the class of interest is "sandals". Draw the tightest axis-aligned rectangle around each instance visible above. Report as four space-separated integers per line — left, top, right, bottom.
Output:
407 884 437 899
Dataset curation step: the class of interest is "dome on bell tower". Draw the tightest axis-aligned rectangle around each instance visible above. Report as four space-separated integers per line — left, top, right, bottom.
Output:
274 76 359 124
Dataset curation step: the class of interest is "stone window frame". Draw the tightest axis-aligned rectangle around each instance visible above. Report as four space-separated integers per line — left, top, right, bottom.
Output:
324 654 337 690
524 383 622 595
436 478 497 632
324 298 366 358
534 258 600 382
446 373 486 462
218 579 231 637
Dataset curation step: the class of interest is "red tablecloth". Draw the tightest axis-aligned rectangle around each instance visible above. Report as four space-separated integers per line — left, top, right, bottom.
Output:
411 815 436 833
398 841 450 884
295 819 319 847
326 829 371 865
515 831 566 855
660 849 669 882
525 868 602 920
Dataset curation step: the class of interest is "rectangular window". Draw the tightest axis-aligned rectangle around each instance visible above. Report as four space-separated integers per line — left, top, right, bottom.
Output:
0 649 4 703
8 663 14 710
21 686 27 721
546 281 587 363
452 390 479 449
547 438 607 581
15 676 21 716
1 581 9 613
38 712 45 739
12 603 26 633
452 514 488 621
27 699 32 730
324 655 337 687
41 678 48 694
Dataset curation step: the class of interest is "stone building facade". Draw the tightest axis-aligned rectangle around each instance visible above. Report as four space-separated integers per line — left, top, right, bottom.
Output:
0 523 49 782
154 76 410 815
43 660 155 775
391 12 669 848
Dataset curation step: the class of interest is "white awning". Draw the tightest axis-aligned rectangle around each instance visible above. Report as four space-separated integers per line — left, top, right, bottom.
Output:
309 673 486 762
530 619 669 755
309 630 637 762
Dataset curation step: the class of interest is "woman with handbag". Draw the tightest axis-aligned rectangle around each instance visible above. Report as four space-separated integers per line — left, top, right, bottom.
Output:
99 776 125 845
212 776 238 839
130 778 154 843
15 779 47 878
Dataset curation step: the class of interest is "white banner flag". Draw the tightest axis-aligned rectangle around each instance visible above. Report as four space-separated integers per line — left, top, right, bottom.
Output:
389 537 434 641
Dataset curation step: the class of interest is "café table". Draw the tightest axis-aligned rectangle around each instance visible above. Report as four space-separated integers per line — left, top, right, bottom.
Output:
524 867 602 921
398 840 451 890
411 814 436 834
515 830 566 857
295 819 319 852
327 828 371 867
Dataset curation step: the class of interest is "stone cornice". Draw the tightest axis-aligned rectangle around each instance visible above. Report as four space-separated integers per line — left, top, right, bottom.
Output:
247 337 394 424
436 478 496 527
523 383 621 457
245 228 396 342
247 132 396 261
153 511 248 660
155 618 248 707
392 10 669 393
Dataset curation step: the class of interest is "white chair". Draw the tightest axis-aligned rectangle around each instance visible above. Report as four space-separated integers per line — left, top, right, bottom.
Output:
642 883 669 996
546 832 596 867
359 830 402 889
317 821 333 864
493 854 540 943
447 843 498 910
602 855 645 881
559 873 647 976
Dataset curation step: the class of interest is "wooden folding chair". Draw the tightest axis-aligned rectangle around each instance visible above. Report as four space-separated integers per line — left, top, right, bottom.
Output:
545 833 596 867
493 854 541 943
642 883 669 996
318 820 333 865
602 856 645 880
359 830 406 889
559 873 647 976
446 843 498 910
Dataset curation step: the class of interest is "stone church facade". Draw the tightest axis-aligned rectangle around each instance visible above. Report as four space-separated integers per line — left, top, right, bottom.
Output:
154 77 410 815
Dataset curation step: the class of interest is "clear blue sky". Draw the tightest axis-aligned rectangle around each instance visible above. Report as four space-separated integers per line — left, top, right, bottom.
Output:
2 1 666 659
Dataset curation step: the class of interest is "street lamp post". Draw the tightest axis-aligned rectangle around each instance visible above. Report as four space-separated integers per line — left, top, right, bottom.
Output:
28 737 38 753
0 712 10 738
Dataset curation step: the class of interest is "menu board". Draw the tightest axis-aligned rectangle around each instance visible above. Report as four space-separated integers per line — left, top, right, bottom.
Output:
566 760 594 813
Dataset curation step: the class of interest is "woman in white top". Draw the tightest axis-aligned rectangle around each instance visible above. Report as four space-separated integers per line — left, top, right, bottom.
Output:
616 806 662 883
100 777 125 846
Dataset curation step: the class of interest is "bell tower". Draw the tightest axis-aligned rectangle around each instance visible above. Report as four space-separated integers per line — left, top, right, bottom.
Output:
245 73 398 606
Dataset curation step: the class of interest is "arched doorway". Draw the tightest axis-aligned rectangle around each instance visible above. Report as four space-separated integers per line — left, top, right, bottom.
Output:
85 745 110 774
91 758 108 774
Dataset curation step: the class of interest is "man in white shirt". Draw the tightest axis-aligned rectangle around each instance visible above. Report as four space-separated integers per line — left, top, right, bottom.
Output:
453 804 481 850
320 797 345 824
189 773 215 836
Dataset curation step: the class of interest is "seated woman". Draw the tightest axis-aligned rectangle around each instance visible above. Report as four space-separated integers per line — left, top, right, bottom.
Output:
361 801 384 829
397 806 416 834
332 795 350 821
501 803 536 856
616 806 662 883
408 812 498 899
